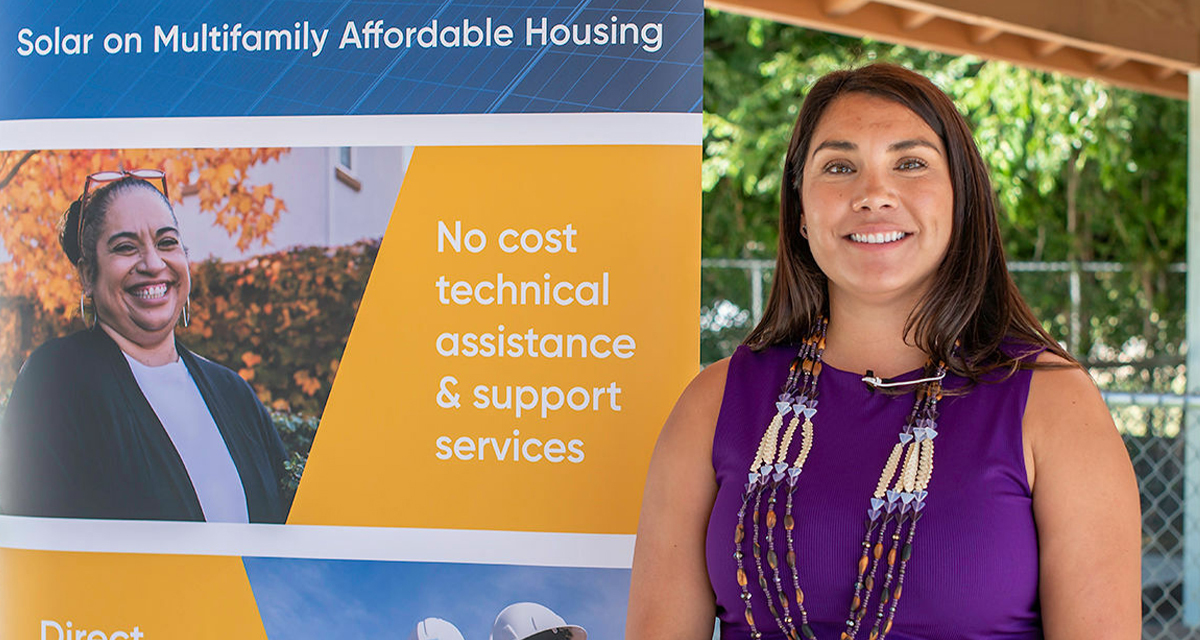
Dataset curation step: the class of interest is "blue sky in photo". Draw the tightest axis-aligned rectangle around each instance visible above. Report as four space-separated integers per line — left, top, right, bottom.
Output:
243 556 630 640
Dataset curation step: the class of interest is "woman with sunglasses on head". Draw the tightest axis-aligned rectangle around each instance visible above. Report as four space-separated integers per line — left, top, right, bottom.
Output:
627 64 1140 639
0 171 288 523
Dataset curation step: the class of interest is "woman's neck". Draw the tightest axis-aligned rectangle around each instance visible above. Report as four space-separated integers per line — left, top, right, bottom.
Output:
821 293 928 378
97 322 179 367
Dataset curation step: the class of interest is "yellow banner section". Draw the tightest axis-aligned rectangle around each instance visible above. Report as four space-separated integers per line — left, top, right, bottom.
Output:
289 145 699 534
0 548 267 640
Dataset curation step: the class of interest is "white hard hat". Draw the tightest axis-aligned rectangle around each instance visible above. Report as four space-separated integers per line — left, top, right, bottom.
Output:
489 602 587 640
408 617 465 640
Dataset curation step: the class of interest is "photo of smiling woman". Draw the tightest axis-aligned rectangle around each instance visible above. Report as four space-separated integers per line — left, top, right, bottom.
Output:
0 170 288 523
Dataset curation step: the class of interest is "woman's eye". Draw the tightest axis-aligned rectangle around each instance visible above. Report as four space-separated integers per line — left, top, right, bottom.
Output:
158 237 180 249
824 162 854 174
113 244 136 254
897 158 927 171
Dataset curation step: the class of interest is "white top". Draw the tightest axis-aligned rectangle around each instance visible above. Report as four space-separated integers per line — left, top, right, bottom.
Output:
123 353 250 523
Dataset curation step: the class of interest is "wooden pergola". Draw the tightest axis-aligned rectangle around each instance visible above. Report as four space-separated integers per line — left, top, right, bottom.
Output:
706 0 1196 98
706 0 1200 624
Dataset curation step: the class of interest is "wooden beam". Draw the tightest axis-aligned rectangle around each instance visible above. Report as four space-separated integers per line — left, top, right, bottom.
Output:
1089 51 1129 71
1029 39 1065 58
895 8 936 30
1152 65 1178 81
881 0 1200 65
820 0 872 17
966 23 1003 44
706 0 1190 99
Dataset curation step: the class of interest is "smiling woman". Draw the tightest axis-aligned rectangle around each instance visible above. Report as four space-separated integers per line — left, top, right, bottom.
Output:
627 64 1140 640
0 172 288 523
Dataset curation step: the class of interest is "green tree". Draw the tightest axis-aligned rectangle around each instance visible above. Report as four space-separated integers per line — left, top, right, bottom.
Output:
701 10 1186 386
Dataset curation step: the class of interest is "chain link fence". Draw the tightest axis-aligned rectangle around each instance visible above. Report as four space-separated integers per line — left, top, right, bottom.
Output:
701 259 1198 638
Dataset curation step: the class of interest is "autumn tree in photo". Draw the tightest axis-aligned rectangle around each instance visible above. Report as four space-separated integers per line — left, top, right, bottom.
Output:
0 148 288 316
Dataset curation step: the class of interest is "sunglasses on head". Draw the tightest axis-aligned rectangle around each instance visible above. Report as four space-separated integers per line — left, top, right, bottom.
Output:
77 169 170 256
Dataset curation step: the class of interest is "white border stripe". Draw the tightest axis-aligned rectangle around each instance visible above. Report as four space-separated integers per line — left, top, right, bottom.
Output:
0 516 634 568
0 113 700 150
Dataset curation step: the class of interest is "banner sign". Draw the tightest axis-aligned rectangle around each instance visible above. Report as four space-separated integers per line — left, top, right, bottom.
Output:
1 0 700 638
4 0 700 119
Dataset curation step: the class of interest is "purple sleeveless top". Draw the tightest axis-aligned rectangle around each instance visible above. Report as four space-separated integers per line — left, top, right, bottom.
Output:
706 345 1042 640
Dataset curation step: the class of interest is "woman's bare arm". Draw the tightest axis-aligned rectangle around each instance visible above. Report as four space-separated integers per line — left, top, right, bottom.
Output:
1025 353 1141 639
626 358 729 640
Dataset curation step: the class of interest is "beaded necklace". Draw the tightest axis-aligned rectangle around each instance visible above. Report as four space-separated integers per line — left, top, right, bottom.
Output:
733 318 946 640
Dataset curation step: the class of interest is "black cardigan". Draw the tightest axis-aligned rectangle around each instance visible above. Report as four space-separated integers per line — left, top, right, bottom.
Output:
0 328 288 523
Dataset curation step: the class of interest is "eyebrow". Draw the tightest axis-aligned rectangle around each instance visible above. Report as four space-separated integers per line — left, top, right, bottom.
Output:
106 226 180 244
810 138 943 156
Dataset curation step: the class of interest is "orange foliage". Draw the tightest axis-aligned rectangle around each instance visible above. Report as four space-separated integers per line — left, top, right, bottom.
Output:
1 239 378 416
0 148 288 318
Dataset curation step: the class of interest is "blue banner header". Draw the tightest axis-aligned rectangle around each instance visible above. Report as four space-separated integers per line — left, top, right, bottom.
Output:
3 0 702 119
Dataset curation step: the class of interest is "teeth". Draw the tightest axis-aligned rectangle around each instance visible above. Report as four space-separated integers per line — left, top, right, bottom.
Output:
850 231 906 244
135 283 168 299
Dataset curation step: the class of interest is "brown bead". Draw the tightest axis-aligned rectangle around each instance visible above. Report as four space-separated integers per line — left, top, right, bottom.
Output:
785 514 795 530
796 588 805 605
768 550 778 570
787 550 797 568
813 361 823 376
873 543 884 560
753 541 761 558
737 568 748 587
753 510 760 524
885 620 893 635
735 524 745 543
857 553 869 574
869 631 879 640
864 575 874 591
894 585 903 600
745 608 755 626
851 596 861 611
841 632 851 640
887 548 897 566
767 510 777 528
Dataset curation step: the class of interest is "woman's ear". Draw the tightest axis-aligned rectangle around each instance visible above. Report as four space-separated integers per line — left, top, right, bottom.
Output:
78 263 94 294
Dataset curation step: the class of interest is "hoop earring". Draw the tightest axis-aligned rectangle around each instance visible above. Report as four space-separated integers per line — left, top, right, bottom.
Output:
79 293 96 329
180 296 191 328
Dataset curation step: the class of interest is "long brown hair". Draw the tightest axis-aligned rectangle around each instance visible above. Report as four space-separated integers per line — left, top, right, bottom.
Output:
743 63 1072 381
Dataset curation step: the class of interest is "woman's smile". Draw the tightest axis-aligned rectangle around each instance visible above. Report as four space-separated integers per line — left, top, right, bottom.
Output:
131 282 172 300
847 230 910 245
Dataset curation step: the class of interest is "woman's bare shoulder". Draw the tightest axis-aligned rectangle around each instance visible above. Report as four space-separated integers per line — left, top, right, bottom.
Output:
678 357 731 418
1025 351 1109 434
1023 351 1111 474
654 356 731 452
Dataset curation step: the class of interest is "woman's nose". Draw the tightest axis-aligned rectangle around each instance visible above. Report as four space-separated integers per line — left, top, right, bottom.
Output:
139 247 167 271
852 168 897 212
